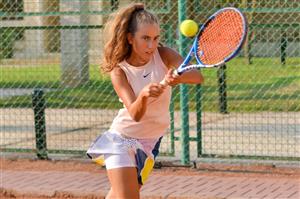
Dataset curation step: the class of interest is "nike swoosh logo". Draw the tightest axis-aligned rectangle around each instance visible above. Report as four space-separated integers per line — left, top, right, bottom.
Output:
143 72 151 78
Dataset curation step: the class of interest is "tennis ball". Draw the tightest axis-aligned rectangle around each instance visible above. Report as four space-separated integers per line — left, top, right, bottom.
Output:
180 19 198 37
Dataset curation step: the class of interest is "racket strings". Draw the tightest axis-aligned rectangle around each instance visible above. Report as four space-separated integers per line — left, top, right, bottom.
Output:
197 10 245 65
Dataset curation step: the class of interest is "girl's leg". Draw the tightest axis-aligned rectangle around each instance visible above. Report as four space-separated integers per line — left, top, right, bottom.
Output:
105 188 114 199
106 167 140 199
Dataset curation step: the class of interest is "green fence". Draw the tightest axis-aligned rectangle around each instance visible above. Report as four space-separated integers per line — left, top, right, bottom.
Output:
1 0 299 164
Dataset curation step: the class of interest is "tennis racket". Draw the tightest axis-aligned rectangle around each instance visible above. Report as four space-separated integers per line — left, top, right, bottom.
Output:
160 7 248 86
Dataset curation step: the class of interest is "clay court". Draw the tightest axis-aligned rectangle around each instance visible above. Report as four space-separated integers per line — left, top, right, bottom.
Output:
1 157 300 199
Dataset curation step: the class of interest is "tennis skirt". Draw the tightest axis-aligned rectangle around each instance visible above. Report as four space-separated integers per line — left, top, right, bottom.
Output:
86 131 162 185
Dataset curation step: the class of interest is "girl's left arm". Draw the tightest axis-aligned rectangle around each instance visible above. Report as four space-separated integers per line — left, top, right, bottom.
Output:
159 47 204 86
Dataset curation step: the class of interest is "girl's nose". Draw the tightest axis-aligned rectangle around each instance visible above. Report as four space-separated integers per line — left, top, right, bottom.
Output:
147 41 153 48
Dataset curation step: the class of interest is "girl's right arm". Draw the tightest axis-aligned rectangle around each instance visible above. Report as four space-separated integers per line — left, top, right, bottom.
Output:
110 66 165 122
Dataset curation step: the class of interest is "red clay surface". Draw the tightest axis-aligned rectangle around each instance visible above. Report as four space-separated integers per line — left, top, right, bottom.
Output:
1 158 300 199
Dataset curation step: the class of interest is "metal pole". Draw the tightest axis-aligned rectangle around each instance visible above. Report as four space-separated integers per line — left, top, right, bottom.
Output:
280 31 287 65
32 89 48 159
178 0 190 165
196 84 202 157
217 64 228 114
170 91 175 156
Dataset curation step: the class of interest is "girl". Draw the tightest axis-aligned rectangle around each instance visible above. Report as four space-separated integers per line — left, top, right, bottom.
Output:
87 3 204 199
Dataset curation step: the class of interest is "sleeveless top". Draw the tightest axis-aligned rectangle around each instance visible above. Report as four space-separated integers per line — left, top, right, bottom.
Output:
109 49 171 139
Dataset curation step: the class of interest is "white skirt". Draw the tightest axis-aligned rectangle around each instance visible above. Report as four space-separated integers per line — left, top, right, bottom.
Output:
86 130 162 185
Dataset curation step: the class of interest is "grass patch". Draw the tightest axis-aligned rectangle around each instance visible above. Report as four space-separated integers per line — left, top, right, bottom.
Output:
0 57 299 111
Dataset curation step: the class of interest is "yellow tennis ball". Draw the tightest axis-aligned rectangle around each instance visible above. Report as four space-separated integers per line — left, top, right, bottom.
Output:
180 19 198 37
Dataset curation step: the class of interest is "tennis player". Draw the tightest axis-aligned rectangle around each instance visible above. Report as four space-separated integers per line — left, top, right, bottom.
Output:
87 3 204 199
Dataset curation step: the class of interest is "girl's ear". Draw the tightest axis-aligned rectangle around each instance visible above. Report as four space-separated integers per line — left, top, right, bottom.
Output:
127 33 133 45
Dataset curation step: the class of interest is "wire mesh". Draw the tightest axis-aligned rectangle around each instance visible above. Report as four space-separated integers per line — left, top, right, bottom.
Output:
1 0 299 162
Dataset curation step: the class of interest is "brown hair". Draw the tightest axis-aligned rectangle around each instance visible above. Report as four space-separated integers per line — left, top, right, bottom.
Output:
101 3 159 72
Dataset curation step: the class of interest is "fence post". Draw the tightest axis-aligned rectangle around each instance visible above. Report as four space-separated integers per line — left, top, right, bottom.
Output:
280 32 287 65
178 0 190 165
217 64 228 114
246 27 253 65
196 84 202 157
32 89 48 160
169 91 175 156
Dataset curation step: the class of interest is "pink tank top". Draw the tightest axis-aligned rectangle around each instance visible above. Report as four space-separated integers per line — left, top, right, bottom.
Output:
109 49 171 139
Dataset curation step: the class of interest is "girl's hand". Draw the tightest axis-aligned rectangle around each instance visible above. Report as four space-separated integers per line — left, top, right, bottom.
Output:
164 68 180 86
141 83 165 98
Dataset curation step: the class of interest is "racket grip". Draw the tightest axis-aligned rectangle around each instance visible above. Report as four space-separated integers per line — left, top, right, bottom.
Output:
160 79 168 87
159 69 179 86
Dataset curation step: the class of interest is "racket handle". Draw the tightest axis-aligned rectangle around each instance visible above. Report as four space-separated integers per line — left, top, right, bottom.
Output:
160 79 168 87
159 69 179 86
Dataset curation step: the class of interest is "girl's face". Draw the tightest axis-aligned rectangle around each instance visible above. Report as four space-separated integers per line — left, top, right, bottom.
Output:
127 23 160 65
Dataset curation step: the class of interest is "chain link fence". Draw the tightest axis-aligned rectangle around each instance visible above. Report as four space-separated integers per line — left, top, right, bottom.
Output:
1 0 299 163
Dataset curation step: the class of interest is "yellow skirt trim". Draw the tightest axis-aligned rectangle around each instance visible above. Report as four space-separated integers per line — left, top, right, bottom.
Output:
140 157 155 184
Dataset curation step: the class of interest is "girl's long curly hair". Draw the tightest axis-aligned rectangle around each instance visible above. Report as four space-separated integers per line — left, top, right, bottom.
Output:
101 3 159 73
